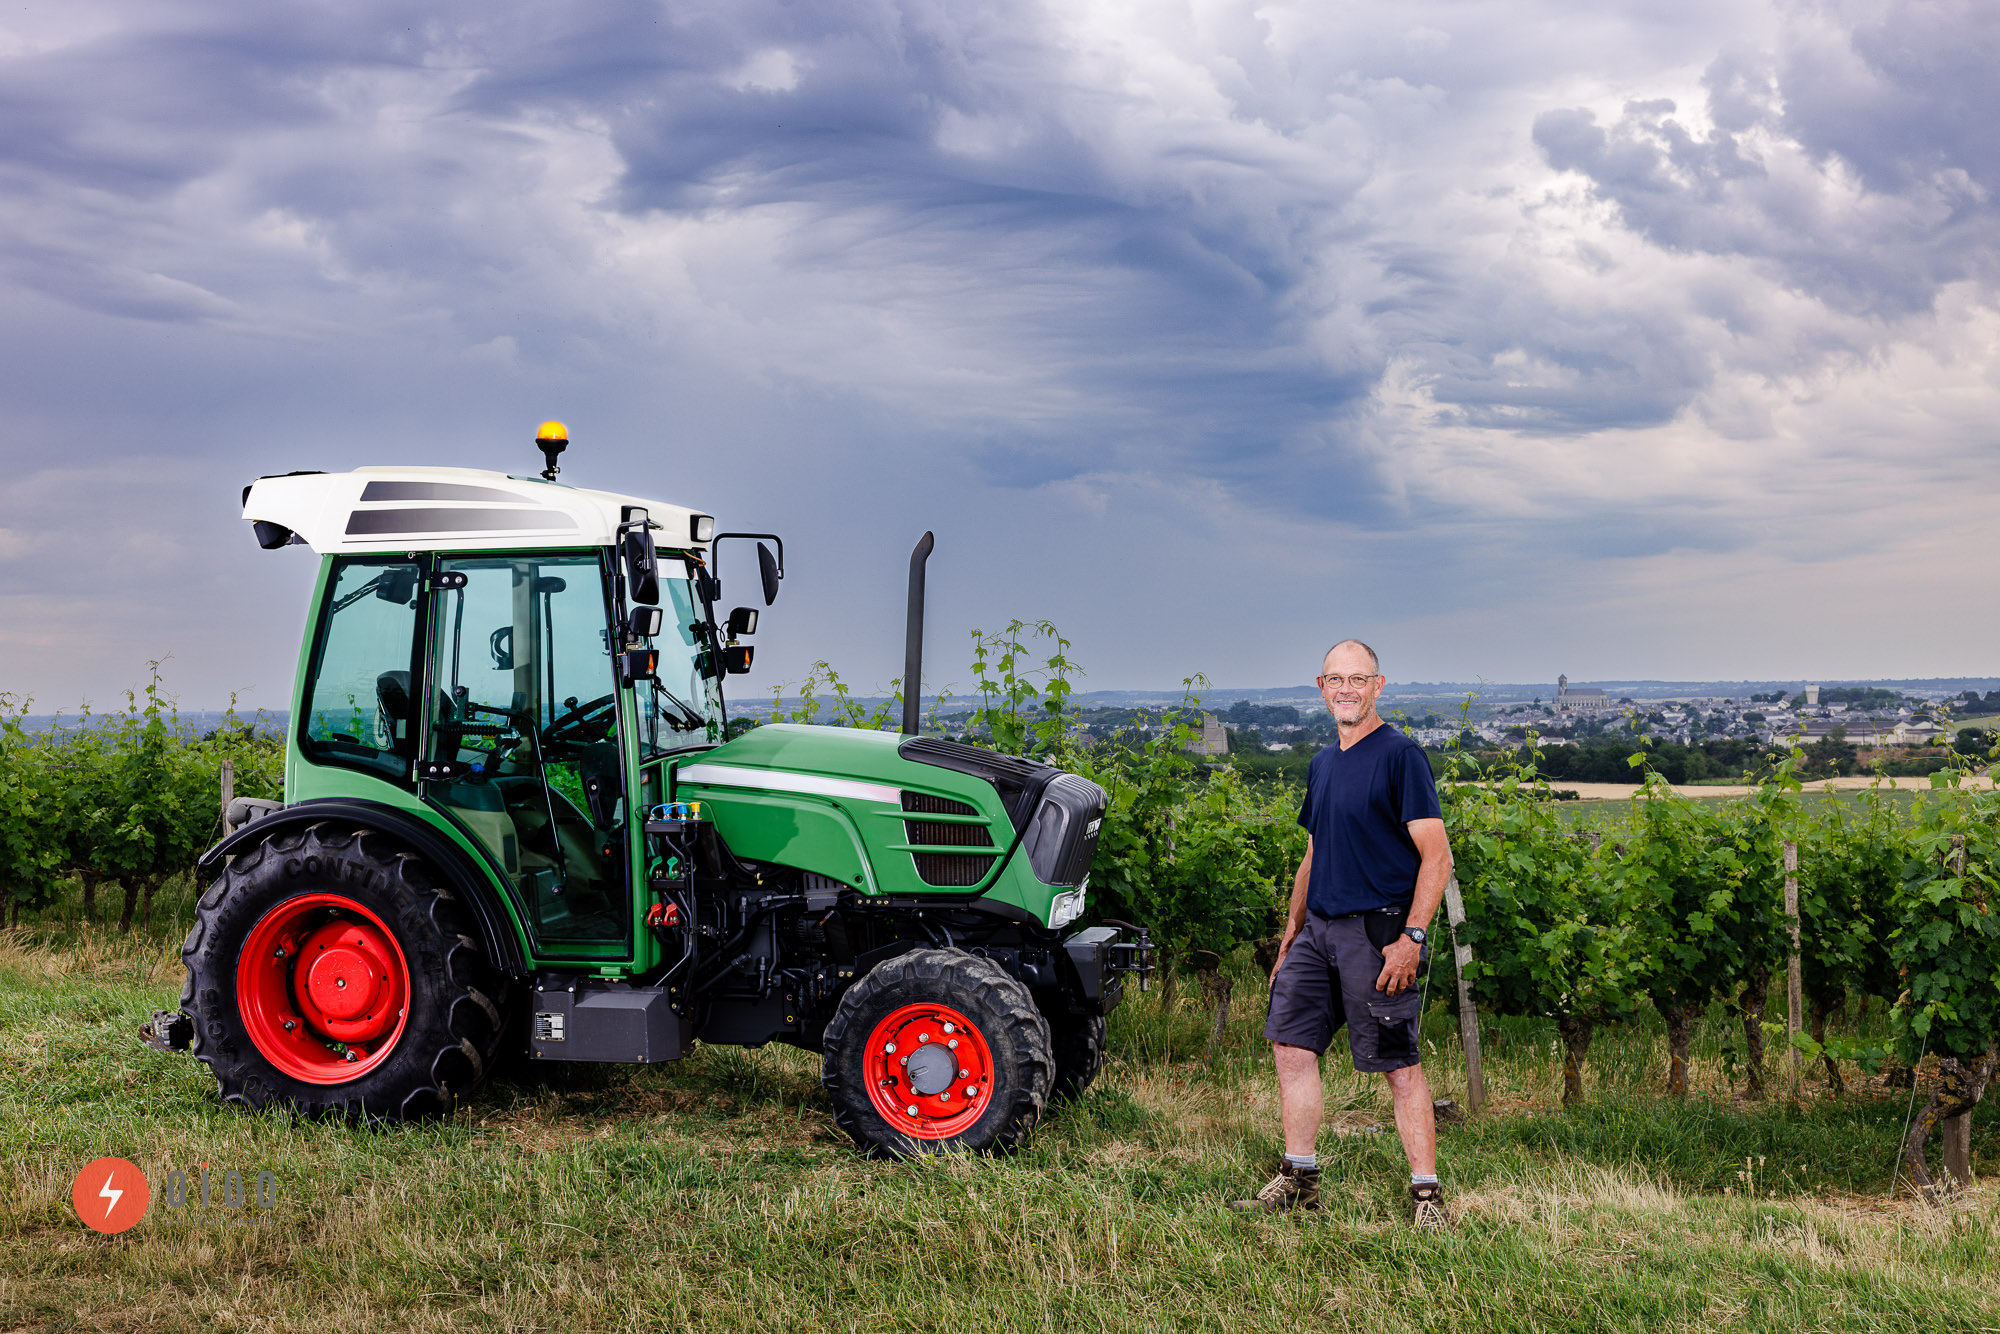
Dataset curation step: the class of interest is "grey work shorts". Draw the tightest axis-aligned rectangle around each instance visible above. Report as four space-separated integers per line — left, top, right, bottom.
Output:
1264 909 1429 1073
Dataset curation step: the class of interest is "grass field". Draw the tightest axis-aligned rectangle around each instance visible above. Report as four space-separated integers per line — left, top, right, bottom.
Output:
3 876 1997 1333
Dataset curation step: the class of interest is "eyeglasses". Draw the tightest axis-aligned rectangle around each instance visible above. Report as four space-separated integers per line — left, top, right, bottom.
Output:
1317 674 1379 690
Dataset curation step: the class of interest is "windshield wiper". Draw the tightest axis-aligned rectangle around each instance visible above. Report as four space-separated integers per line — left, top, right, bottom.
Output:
652 683 707 732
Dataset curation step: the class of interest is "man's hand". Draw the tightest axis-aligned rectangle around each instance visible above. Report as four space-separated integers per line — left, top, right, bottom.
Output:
1376 935 1422 995
1269 929 1298 984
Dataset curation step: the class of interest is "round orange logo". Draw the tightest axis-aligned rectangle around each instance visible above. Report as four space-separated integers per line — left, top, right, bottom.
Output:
72 1157 149 1234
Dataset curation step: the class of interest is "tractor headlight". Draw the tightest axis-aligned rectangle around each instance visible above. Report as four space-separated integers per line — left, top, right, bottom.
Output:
690 514 716 543
1048 882 1087 930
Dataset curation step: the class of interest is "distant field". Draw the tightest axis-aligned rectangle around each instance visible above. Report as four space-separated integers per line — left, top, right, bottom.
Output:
4 876 1995 1333
1548 784 1994 825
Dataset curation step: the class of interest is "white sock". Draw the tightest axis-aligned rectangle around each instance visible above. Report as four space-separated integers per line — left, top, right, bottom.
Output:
1411 1173 1438 1186
1285 1153 1318 1171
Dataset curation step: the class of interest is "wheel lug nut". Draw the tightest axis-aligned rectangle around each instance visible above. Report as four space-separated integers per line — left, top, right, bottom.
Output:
942 1022 955 1033
918 1033 930 1043
939 1091 950 1102
884 1042 897 1054
959 1068 970 1078
344 1050 358 1062
905 1105 919 1117
282 1020 295 1031
947 1039 958 1050
965 1085 978 1098
274 946 286 958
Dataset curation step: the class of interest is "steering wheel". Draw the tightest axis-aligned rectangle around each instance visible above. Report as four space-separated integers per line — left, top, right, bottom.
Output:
543 693 616 746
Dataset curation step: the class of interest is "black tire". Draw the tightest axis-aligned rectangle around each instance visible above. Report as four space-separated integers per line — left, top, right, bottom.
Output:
1046 1009 1107 1102
822 948 1052 1156
180 823 510 1122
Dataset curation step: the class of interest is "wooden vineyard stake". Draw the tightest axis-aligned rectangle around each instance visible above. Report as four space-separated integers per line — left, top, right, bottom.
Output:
1942 835 1974 1187
1442 876 1486 1113
219 759 235 832
1784 840 1801 1101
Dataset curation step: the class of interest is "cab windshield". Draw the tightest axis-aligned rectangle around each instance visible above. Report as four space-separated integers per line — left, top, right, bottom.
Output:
640 572 723 756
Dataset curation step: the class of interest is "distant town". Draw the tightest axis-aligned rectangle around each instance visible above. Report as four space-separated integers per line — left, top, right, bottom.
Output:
726 673 2000 785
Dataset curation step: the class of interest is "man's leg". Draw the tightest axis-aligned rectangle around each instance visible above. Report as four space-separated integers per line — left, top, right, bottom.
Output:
1235 921 1336 1212
1275 1042 1323 1156
1384 1063 1436 1177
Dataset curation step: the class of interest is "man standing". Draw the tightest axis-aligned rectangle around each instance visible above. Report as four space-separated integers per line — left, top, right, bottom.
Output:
1231 639 1454 1228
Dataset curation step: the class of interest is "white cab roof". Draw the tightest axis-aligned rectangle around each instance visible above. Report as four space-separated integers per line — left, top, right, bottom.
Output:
242 467 710 554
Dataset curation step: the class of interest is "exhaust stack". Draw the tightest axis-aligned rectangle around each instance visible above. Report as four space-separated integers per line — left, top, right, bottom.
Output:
902 532 934 736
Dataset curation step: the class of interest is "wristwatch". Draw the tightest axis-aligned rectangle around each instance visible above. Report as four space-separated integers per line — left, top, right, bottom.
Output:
1402 927 1428 945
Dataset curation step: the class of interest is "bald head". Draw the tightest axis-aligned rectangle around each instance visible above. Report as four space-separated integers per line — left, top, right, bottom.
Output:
1322 639 1380 676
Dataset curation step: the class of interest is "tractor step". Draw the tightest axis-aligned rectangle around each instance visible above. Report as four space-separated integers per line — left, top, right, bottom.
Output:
528 976 690 1064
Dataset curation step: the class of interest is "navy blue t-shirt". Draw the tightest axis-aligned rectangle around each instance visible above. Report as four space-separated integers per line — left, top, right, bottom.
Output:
1297 724 1444 917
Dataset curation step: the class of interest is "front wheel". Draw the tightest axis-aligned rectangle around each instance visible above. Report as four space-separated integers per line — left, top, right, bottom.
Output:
180 823 507 1122
822 949 1052 1156
1046 1009 1107 1102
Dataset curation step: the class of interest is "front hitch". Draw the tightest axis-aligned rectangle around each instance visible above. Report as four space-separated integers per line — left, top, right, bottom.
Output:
1059 922 1156 1014
1103 924 1157 992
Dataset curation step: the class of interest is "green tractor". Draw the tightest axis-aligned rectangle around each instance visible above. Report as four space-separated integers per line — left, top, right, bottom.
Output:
161 424 1150 1155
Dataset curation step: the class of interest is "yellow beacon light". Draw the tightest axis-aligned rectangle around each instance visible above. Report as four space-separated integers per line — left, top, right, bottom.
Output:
535 420 568 480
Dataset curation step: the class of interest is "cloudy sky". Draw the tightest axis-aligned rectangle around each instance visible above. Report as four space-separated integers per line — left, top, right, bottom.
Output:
1 0 1995 712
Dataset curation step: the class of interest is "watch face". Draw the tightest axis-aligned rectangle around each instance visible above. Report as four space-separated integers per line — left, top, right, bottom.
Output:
1405 928 1426 943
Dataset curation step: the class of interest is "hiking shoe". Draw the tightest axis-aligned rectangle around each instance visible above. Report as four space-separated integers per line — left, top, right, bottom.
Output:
1408 1181 1451 1231
1230 1161 1321 1213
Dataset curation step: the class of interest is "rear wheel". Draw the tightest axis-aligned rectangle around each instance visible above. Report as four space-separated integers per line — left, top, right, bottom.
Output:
822 948 1052 1156
180 823 508 1122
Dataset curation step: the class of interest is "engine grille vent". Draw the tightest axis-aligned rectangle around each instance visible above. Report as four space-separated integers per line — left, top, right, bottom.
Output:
901 791 977 816
912 853 996 887
904 820 994 848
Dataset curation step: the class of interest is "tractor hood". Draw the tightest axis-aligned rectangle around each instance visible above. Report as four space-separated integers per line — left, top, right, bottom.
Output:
675 725 1104 915
682 725 1066 831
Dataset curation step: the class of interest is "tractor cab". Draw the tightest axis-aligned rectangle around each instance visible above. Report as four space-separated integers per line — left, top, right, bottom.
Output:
241 447 755 964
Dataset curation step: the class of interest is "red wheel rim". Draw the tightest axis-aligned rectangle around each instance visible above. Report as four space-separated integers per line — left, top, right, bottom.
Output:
862 1003 995 1139
236 893 411 1085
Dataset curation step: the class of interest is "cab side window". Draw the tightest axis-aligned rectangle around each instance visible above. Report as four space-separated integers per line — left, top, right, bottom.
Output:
297 557 423 784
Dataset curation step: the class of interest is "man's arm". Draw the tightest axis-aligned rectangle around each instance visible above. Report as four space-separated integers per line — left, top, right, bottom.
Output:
1270 835 1313 982
1375 817 1451 996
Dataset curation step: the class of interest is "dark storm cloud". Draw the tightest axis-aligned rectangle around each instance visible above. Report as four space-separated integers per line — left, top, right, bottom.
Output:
435 0 1393 493
1535 0 2000 318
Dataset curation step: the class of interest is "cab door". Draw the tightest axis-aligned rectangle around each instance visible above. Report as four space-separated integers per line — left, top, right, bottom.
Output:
420 551 632 954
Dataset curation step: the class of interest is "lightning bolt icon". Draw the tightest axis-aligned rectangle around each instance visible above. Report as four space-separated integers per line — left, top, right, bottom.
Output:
98 1172 124 1220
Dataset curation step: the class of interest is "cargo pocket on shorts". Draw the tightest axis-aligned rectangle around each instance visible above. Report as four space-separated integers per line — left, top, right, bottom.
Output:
1366 996 1420 1063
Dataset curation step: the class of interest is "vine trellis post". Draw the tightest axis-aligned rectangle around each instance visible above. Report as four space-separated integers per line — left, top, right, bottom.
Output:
1941 835 1974 1187
1785 840 1802 1102
1442 875 1486 1113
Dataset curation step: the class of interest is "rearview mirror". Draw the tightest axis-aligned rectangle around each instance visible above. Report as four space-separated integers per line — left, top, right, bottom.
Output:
628 606 664 639
757 542 780 606
621 506 659 606
376 566 419 606
726 607 758 638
